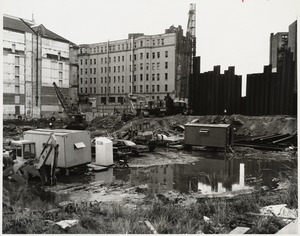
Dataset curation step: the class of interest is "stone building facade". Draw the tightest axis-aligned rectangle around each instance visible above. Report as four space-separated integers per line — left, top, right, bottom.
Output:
2 14 78 119
78 25 191 114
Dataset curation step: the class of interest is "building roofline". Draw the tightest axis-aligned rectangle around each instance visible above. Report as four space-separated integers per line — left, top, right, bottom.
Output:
3 14 36 25
78 32 177 47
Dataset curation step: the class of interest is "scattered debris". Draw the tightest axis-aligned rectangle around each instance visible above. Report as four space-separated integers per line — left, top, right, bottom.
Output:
55 219 79 229
259 204 298 223
144 220 158 234
203 216 212 224
229 226 251 234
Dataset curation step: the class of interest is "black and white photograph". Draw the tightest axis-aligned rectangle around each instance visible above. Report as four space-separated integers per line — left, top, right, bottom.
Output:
0 0 298 234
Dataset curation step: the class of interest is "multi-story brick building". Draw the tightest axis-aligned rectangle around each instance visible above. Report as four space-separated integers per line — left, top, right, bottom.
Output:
78 25 191 114
2 14 78 119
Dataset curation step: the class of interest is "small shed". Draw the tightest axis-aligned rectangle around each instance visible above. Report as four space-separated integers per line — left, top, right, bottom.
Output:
184 123 233 150
23 129 91 168
94 137 113 166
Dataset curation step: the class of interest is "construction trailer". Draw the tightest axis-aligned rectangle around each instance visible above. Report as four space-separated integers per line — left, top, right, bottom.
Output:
23 129 91 169
184 123 233 152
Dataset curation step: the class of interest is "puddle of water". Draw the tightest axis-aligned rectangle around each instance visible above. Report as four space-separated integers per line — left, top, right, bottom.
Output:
3 156 294 209
112 158 293 195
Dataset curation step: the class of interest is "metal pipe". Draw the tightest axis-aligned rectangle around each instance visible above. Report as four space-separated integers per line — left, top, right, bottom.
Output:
25 50 36 117
36 31 39 107
20 18 39 108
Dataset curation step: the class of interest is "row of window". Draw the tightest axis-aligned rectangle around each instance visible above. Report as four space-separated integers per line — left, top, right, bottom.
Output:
80 73 168 85
131 51 168 60
80 51 169 66
80 61 169 76
80 84 168 94
81 87 97 94
80 68 97 75
80 38 166 55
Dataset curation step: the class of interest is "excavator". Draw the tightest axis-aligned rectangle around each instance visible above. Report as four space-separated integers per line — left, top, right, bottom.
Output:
3 133 59 186
52 82 88 130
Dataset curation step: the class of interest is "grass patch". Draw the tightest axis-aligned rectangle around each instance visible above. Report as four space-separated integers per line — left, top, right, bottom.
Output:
3 170 297 234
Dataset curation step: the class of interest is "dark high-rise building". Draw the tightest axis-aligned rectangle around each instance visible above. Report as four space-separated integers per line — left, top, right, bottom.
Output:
269 20 297 72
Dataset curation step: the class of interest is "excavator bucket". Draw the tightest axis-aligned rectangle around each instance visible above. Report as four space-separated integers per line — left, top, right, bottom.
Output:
9 173 27 185
3 160 41 184
12 161 27 173
21 164 41 178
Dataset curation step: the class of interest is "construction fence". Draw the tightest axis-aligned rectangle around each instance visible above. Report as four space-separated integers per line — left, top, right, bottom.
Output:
189 52 297 116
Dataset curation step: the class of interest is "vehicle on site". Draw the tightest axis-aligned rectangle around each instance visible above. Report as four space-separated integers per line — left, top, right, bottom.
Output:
130 121 157 152
165 94 192 115
91 137 131 160
53 82 88 130
155 133 184 147
3 133 59 186
116 121 157 152
113 145 132 160
113 139 149 155
127 94 166 117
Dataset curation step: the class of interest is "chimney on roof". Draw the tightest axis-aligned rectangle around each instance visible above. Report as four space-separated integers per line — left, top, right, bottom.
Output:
12 44 16 53
32 14 35 23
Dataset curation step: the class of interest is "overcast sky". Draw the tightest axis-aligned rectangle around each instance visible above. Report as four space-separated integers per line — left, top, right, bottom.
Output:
1 0 298 94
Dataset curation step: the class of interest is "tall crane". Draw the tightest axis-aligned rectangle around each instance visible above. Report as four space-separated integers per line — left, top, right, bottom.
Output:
53 82 87 130
186 3 196 99
187 3 196 71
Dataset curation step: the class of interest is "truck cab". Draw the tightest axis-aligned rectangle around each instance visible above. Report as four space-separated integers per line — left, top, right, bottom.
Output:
9 140 36 162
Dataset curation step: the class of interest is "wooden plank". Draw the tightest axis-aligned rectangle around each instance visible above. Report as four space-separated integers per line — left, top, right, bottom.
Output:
144 220 158 234
229 226 251 234
246 212 296 220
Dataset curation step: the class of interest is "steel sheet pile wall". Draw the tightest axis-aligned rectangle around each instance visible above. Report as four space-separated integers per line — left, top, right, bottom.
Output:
189 49 296 116
245 50 296 115
189 60 242 115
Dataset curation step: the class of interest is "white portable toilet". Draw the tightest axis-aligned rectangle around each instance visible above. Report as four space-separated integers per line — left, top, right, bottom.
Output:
95 137 113 166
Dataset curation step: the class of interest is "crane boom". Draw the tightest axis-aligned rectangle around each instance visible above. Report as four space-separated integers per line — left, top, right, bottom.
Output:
52 82 87 130
53 82 75 116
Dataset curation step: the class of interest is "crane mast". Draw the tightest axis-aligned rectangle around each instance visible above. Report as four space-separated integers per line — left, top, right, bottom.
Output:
187 3 196 74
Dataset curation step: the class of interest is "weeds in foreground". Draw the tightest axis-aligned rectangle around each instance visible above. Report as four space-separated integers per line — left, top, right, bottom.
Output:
251 216 286 234
2 171 297 234
279 165 298 208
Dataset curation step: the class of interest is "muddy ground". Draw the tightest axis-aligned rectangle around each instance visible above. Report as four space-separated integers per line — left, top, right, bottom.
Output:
2 114 298 233
3 114 297 139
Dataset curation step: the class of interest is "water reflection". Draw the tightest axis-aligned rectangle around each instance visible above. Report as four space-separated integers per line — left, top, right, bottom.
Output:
3 156 294 209
114 158 293 195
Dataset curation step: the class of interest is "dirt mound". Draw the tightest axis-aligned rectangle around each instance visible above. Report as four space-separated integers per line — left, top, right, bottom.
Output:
90 114 124 130
115 114 297 137
231 115 297 136
117 114 192 133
